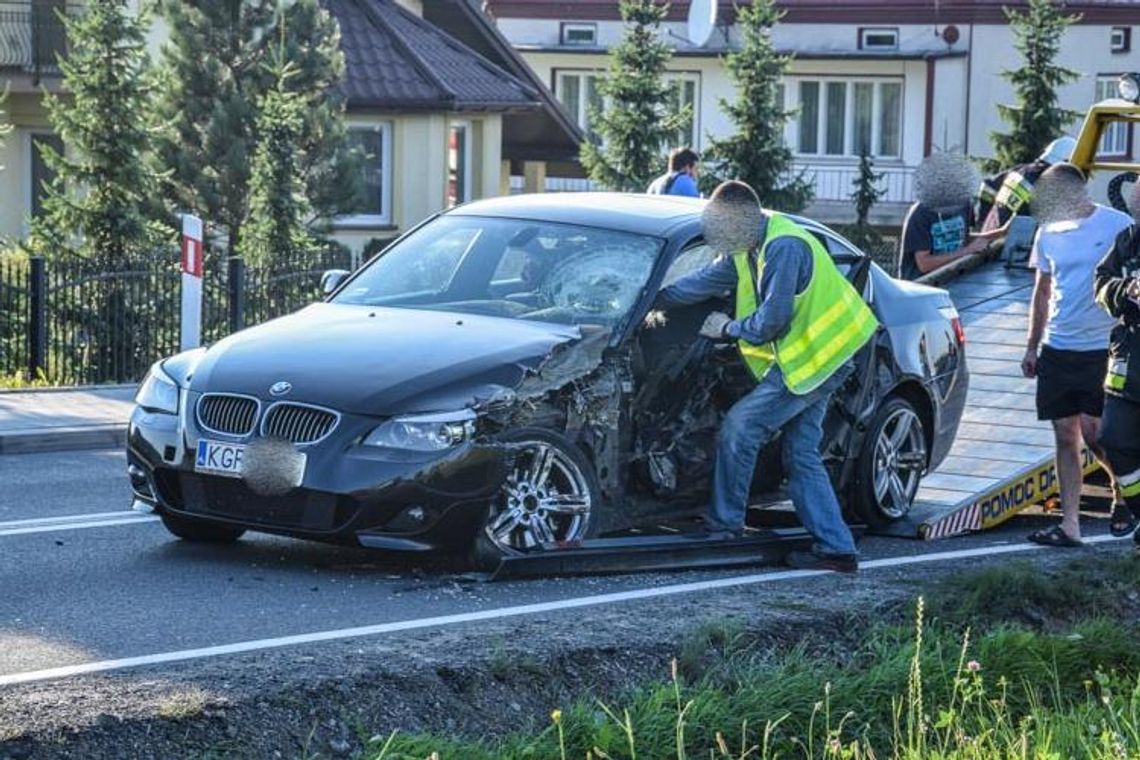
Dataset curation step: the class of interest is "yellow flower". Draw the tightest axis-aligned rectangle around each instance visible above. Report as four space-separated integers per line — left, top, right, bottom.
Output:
551 709 562 724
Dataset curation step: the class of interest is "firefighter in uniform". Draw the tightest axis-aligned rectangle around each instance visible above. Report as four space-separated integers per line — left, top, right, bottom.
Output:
1095 201 1140 548
978 136 1079 229
654 181 879 573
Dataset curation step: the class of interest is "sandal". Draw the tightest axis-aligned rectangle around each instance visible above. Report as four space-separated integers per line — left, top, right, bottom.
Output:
1028 525 1084 548
1110 502 1137 538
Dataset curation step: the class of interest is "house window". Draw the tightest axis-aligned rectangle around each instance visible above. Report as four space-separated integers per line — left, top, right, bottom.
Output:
555 70 603 144
1096 76 1131 157
448 122 472 207
340 123 393 225
666 73 700 149
1111 27 1131 54
793 77 903 159
560 22 597 46
29 132 63 219
859 28 899 51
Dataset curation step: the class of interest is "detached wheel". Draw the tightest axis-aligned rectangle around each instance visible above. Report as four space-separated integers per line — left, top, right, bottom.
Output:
852 397 927 528
471 427 601 570
160 512 245 543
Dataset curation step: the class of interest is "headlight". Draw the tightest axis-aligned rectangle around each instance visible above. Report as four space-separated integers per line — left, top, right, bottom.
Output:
364 410 476 452
135 363 180 414
1118 73 1140 103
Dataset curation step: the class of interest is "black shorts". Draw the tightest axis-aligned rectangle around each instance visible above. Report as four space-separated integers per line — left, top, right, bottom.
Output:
1036 345 1108 420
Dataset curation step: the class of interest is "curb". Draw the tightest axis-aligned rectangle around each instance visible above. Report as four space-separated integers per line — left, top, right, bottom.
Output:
0 425 127 455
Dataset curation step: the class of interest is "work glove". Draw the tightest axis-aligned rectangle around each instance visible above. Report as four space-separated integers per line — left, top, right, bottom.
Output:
699 311 733 340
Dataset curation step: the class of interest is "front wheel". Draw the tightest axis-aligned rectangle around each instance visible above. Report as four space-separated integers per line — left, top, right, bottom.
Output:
851 397 927 528
160 512 246 543
470 427 601 570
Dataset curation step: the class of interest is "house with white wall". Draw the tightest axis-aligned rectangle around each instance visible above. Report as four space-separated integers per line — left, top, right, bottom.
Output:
486 0 1140 224
0 0 580 250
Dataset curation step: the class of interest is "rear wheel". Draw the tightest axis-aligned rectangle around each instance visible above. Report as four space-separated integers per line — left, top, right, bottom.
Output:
160 512 245 543
471 428 601 570
852 397 927 528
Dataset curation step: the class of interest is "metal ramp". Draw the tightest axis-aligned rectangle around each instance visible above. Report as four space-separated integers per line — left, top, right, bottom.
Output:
888 262 1099 540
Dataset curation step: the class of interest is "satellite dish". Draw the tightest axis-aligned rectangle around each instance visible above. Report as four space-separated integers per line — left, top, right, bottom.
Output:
686 0 717 47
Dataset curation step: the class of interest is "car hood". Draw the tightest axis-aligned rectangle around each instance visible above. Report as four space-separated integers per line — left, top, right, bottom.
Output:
188 303 587 416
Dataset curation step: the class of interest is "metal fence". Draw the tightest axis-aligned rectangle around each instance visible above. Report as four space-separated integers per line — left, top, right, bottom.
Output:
0 247 352 385
0 1 68 80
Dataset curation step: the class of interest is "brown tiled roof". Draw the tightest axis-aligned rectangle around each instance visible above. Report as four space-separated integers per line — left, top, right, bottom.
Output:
327 0 541 111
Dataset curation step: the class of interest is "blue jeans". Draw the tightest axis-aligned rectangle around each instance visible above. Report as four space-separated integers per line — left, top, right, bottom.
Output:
708 364 858 557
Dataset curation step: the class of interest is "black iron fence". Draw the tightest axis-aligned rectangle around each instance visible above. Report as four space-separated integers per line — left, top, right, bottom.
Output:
0 247 353 385
0 1 69 80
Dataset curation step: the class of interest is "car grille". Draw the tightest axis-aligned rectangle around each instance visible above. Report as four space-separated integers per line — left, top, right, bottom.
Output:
262 403 339 445
197 394 259 436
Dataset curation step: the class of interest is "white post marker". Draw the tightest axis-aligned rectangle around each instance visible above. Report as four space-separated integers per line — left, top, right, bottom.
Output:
180 214 204 351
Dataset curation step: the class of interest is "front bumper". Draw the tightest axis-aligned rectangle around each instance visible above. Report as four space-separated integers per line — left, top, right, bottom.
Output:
127 397 508 552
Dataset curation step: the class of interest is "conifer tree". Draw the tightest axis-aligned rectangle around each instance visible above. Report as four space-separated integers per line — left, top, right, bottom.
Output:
703 0 811 211
238 60 314 268
155 0 358 255
580 0 688 192
846 153 886 251
35 0 170 265
989 0 1081 170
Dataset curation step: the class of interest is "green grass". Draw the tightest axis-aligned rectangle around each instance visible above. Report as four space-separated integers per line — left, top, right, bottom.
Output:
358 557 1140 760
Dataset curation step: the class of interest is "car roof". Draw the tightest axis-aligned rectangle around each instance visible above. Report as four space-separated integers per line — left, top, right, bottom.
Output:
448 192 828 240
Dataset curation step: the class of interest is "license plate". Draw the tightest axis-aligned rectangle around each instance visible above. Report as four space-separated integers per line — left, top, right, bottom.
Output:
195 439 246 478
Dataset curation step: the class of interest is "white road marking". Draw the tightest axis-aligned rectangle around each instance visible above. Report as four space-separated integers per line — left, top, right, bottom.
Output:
0 533 1127 686
0 511 158 537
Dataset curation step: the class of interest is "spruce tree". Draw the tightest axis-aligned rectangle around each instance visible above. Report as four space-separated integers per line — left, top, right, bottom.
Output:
155 0 358 255
580 0 688 192
0 93 10 171
846 153 886 251
35 0 170 265
703 0 811 211
238 60 314 269
988 0 1082 170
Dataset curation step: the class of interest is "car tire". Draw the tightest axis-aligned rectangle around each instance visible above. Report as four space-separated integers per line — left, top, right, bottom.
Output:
851 396 928 528
470 427 602 570
160 512 246 543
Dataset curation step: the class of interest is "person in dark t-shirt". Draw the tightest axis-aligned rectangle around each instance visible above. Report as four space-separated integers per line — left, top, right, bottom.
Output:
898 203 987 280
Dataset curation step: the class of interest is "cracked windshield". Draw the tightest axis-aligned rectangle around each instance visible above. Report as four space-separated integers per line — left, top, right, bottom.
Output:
332 216 662 327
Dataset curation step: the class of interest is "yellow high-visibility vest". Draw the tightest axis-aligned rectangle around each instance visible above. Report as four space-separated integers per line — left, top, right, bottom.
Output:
731 213 879 394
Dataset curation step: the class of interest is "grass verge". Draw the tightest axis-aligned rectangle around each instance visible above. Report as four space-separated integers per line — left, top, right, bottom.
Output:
362 555 1140 760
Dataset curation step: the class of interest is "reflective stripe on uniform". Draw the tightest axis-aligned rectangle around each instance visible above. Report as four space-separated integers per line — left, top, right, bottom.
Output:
995 171 1034 212
1107 359 1128 391
1119 466 1140 498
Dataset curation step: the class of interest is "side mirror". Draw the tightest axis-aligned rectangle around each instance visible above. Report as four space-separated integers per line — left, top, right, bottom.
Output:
320 269 350 296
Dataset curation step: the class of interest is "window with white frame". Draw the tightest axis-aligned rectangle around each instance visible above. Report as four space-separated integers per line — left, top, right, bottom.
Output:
1096 76 1131 157
340 123 393 225
554 70 700 148
560 22 597 46
792 77 903 159
555 71 603 144
666 73 700 149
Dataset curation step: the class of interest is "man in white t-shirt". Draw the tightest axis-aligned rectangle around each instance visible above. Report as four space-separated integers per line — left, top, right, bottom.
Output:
1022 163 1133 547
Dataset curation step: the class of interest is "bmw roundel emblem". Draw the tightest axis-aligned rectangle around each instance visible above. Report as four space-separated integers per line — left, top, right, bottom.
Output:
269 381 292 397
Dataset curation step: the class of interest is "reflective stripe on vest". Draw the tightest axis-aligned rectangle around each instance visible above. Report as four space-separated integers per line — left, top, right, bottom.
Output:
1108 359 1128 392
994 170 1034 212
731 214 880 394
1119 465 1140 499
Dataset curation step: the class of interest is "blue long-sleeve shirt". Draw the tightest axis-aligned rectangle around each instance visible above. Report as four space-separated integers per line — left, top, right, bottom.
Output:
657 223 814 345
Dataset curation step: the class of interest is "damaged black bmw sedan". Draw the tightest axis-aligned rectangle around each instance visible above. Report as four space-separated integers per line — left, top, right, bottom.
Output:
128 194 967 565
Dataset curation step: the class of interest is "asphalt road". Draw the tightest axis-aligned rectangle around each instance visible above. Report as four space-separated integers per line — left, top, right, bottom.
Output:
0 449 1123 686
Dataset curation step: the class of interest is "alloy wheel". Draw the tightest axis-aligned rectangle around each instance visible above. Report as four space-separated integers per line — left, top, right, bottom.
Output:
872 407 926 519
485 442 592 552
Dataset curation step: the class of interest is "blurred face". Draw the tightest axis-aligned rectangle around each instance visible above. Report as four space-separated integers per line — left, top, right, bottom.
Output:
1130 181 1140 222
702 198 762 256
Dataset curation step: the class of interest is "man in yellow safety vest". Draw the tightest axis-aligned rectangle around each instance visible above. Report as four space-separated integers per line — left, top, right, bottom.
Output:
655 181 879 572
